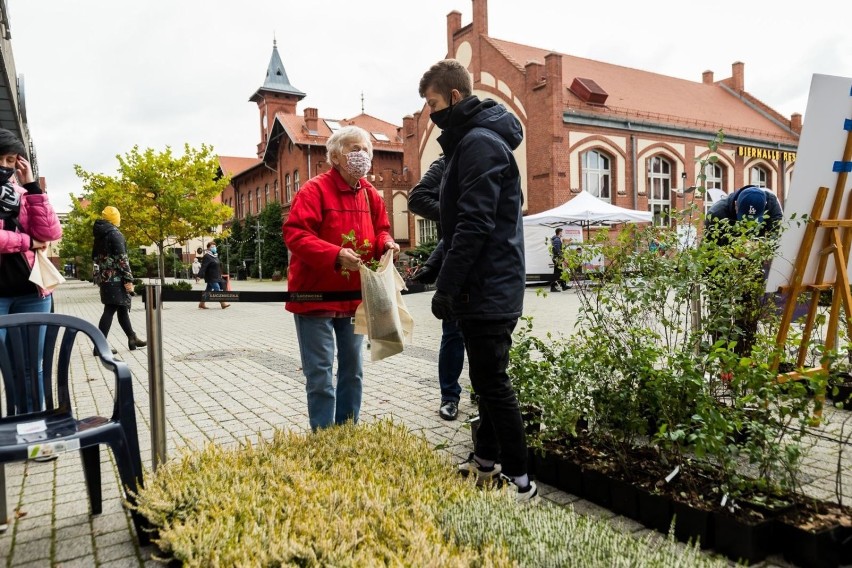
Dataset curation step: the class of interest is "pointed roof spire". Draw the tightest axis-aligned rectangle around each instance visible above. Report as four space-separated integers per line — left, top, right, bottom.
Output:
250 39 306 102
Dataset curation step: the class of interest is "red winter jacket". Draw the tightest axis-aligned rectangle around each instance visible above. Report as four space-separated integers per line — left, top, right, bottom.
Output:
0 183 63 297
283 167 392 315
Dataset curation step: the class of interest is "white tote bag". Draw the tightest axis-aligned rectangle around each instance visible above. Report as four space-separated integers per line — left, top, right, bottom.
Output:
354 250 414 361
29 249 66 292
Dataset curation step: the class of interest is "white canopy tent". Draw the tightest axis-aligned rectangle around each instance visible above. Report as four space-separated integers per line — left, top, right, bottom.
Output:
523 190 654 279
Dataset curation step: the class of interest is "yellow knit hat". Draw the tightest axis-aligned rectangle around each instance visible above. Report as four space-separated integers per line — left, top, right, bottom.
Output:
102 206 121 226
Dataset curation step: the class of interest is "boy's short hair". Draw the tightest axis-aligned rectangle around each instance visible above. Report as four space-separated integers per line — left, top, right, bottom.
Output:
419 59 473 101
0 128 26 156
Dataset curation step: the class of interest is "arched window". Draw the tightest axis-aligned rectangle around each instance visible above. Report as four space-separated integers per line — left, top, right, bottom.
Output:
274 180 279 202
248 191 253 215
647 156 671 226
750 166 769 188
294 170 300 192
285 174 292 203
703 162 725 212
582 150 611 202
265 183 270 206
256 188 261 212
240 194 246 219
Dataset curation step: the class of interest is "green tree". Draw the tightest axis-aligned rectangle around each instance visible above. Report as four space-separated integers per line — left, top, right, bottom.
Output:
240 213 258 277
258 201 288 278
220 219 243 277
72 144 232 278
58 195 98 281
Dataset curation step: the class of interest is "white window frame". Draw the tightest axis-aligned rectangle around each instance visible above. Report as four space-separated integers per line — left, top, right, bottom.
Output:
417 219 438 244
647 156 672 227
582 150 612 202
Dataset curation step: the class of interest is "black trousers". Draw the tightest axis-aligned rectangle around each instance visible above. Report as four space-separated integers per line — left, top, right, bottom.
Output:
551 256 566 289
460 318 528 477
98 304 134 339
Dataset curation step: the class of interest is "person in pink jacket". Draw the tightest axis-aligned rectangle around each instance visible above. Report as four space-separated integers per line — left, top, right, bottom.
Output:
283 125 398 430
0 128 63 411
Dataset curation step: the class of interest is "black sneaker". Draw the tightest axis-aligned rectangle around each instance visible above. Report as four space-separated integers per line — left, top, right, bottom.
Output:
549 286 561 293
458 453 502 486
439 400 459 421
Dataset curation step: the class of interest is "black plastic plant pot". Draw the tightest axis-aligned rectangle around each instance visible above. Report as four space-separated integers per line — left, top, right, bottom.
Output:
609 477 639 520
713 512 776 565
779 522 852 568
636 487 673 534
533 451 558 485
581 468 611 508
556 455 584 496
672 501 715 549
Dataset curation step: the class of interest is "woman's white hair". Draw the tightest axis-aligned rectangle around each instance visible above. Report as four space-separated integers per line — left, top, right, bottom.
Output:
326 125 373 164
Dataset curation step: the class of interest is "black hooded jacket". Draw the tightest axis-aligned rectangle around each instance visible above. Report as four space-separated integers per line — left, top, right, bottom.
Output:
92 219 133 306
434 96 525 320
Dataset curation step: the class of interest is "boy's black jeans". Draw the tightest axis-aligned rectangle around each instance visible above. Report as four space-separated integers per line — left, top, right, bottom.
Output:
460 318 528 477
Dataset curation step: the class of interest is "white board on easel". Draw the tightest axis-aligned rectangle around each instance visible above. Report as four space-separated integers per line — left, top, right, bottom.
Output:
766 74 852 293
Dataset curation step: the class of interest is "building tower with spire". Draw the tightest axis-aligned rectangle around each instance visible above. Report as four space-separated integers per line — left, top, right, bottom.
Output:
249 39 306 158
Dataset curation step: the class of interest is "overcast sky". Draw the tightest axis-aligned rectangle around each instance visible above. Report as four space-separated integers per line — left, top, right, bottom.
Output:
8 0 852 213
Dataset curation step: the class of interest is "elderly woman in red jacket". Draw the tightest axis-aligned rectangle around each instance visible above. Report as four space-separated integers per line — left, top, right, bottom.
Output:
0 128 63 410
283 125 398 430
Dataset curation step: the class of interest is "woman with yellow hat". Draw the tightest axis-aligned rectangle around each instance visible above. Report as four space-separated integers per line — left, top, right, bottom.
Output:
92 206 146 353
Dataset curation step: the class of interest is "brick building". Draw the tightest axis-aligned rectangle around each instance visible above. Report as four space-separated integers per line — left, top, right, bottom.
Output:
402 0 800 242
219 41 414 246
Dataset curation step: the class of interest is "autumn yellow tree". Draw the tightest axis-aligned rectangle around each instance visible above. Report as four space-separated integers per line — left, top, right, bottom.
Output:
68 144 232 278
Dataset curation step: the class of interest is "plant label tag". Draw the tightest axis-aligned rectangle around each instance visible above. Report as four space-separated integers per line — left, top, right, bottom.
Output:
721 494 728 507
28 438 80 460
16 420 47 435
664 465 680 483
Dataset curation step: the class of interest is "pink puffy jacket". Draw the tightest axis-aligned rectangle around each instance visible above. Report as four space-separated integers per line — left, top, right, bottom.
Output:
0 183 63 297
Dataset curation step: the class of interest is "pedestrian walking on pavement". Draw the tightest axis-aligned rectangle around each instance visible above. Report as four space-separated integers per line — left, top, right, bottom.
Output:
92 206 146 354
550 228 569 292
198 240 230 309
419 59 537 502
191 257 201 283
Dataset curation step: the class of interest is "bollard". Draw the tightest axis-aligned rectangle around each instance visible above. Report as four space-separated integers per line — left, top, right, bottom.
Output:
145 283 167 470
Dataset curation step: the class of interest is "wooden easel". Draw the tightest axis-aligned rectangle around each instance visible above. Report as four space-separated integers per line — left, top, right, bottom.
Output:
774 126 852 420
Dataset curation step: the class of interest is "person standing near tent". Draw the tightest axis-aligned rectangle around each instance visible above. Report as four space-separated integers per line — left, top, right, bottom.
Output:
549 227 568 292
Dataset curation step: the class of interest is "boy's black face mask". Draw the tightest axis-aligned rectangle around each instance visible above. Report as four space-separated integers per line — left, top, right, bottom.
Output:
0 166 14 186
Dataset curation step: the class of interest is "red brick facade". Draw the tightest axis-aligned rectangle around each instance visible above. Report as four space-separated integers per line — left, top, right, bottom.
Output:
403 0 800 238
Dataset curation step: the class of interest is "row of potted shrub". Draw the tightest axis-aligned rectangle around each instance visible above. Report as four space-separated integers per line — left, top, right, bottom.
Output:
501 183 852 567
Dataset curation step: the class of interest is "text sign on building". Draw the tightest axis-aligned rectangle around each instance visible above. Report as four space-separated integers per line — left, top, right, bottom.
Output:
737 145 797 162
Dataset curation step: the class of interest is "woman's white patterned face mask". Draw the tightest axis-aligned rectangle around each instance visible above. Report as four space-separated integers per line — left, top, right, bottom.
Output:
344 150 371 179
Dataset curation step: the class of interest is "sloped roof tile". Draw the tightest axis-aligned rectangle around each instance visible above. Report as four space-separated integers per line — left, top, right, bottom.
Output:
487 37 796 143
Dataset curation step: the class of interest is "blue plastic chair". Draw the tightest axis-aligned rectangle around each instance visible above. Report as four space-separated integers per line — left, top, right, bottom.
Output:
0 313 149 545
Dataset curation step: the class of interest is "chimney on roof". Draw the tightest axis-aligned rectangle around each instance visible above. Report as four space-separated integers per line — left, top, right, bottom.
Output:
472 0 488 37
403 115 415 138
569 77 608 105
702 70 714 84
732 61 744 92
304 107 318 133
791 112 802 133
447 10 462 55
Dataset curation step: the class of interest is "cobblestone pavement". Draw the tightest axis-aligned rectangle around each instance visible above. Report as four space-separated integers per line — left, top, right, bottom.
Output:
1 278 849 567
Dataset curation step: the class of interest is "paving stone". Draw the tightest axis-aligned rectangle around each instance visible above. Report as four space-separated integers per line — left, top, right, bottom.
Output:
4 279 848 566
